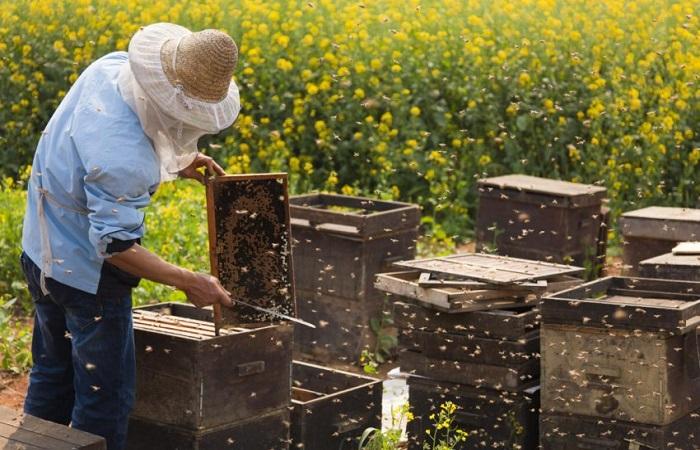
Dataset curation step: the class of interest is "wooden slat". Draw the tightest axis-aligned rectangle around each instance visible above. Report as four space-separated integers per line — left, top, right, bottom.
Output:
393 253 583 284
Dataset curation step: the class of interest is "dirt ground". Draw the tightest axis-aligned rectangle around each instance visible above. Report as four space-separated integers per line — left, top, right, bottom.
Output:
0 248 625 412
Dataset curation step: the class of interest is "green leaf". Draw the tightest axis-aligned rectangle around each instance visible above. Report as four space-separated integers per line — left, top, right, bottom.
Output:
516 114 530 131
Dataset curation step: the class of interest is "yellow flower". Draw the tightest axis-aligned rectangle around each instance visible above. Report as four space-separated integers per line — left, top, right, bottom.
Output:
410 106 421 117
306 83 319 95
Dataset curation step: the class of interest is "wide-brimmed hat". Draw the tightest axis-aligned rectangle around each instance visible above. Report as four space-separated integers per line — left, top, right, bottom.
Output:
127 23 240 132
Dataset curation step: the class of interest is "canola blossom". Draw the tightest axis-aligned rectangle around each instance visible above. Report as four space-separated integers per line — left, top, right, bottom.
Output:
0 0 699 243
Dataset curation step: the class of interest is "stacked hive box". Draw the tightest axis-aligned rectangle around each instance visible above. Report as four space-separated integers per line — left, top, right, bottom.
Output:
128 175 296 450
476 174 608 273
540 276 700 449
640 250 700 281
290 361 383 450
619 206 700 275
376 254 585 450
290 194 420 364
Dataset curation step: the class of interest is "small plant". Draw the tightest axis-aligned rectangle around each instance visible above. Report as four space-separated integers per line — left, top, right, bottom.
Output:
361 303 397 375
423 401 469 450
0 295 33 373
358 402 412 450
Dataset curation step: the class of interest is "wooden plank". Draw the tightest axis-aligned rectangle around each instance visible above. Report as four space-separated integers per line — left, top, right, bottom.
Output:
393 253 583 284
478 174 606 200
399 350 539 391
392 301 539 339
620 207 700 241
375 271 529 312
398 328 539 366
0 407 105 450
206 174 295 324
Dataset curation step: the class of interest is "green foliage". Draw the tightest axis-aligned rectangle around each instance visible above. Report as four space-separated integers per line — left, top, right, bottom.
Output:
423 402 469 450
2 0 700 241
358 403 411 450
0 295 33 373
361 304 398 375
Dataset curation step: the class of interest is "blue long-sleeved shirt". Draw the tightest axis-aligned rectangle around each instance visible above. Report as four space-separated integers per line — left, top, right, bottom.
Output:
22 52 160 295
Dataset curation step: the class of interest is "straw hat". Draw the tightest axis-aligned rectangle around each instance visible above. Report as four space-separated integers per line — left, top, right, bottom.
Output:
127 23 241 132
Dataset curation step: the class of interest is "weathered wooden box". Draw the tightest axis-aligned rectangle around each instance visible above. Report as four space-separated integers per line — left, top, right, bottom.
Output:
475 174 608 270
619 206 700 275
406 377 539 450
126 408 290 450
541 277 700 425
640 252 700 281
290 361 382 450
130 303 292 430
290 193 420 363
393 301 541 390
540 411 700 450
0 406 106 449
392 300 539 340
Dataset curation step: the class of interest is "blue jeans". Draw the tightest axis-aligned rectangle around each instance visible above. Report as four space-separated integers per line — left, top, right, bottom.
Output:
21 253 135 450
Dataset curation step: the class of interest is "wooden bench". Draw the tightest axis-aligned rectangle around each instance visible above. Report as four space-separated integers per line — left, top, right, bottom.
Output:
0 406 105 449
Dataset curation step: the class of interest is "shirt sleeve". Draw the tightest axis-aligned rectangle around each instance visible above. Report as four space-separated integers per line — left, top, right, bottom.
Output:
70 89 160 259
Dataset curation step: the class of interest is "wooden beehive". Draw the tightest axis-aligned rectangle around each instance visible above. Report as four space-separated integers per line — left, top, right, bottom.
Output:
0 406 106 450
126 408 290 450
289 193 420 363
130 303 292 430
206 174 295 324
639 252 700 281
290 361 382 450
406 377 539 450
541 277 700 425
619 206 700 275
540 411 700 450
476 174 608 271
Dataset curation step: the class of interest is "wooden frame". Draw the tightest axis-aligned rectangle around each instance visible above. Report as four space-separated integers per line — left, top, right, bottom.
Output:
206 173 296 326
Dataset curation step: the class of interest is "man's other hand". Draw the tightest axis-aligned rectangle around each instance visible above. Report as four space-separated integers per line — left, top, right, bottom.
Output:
178 152 226 184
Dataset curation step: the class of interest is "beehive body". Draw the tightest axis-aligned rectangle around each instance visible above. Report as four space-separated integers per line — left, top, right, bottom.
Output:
290 361 382 450
476 174 607 269
640 252 700 281
290 193 420 363
130 303 293 430
540 323 700 425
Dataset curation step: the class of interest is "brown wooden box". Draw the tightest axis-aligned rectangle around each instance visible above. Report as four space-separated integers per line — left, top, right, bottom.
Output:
0 406 106 450
290 361 382 450
540 411 700 450
541 322 700 426
541 276 700 333
392 301 539 340
406 377 539 450
126 407 290 450
619 206 700 275
290 194 420 363
640 252 700 281
475 174 608 271
130 303 292 430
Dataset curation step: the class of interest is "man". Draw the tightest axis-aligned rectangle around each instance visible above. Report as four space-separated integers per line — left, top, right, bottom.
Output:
20 23 238 449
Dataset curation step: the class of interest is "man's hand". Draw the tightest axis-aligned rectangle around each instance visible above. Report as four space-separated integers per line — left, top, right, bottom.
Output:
107 244 233 309
181 272 233 309
178 152 226 184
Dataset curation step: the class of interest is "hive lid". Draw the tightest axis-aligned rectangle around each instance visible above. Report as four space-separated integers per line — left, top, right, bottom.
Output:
206 174 295 324
478 174 607 205
392 253 583 284
620 207 700 240
640 252 700 268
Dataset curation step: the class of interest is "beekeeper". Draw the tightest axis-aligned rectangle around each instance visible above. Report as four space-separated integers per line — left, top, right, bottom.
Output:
20 23 238 450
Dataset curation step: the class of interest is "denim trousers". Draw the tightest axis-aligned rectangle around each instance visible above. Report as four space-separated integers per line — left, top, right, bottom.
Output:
21 253 135 450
